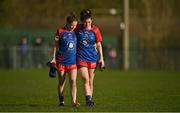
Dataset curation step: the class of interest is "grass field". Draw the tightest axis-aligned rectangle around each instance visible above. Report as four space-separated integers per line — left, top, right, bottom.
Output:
0 69 180 112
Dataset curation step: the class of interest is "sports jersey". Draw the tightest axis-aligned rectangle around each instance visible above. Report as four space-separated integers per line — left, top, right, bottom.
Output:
55 27 77 66
75 24 102 63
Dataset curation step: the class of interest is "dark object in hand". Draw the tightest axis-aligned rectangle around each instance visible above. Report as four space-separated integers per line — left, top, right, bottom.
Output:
46 61 58 78
98 62 105 71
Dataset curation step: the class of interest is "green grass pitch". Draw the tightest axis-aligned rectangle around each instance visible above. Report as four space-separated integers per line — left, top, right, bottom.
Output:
0 69 180 112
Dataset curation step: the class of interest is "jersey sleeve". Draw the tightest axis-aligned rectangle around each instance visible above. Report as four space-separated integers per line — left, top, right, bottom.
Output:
94 26 102 42
55 29 60 41
55 28 64 41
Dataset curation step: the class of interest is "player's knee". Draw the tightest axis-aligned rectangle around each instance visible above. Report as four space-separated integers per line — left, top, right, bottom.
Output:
83 76 88 81
70 79 76 86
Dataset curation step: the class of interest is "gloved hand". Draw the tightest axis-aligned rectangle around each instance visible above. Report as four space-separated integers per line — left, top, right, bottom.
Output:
46 61 58 78
97 62 105 71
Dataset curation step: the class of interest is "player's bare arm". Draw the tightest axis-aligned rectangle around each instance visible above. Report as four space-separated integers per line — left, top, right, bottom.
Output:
51 36 59 64
96 42 105 67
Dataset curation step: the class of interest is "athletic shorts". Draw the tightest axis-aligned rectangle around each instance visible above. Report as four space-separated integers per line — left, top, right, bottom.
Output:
77 59 96 69
56 63 77 71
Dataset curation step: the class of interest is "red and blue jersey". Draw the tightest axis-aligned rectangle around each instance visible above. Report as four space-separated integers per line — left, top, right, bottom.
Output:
55 27 77 66
75 24 102 63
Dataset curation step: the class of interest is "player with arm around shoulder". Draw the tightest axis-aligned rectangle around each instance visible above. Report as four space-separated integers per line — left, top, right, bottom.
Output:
75 9 105 107
50 13 79 107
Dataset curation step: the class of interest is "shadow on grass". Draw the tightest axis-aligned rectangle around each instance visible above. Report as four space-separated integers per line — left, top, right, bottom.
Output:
0 103 63 107
0 103 99 111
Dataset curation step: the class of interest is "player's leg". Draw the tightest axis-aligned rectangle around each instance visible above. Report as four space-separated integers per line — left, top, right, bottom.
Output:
68 69 79 107
87 68 96 107
79 67 91 96
88 68 95 96
79 67 94 107
58 71 66 106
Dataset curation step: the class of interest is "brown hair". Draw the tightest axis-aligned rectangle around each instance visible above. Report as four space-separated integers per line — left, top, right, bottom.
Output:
66 13 77 24
80 9 92 21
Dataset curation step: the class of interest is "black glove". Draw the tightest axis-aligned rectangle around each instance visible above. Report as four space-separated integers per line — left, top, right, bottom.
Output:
98 62 105 71
46 61 58 78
